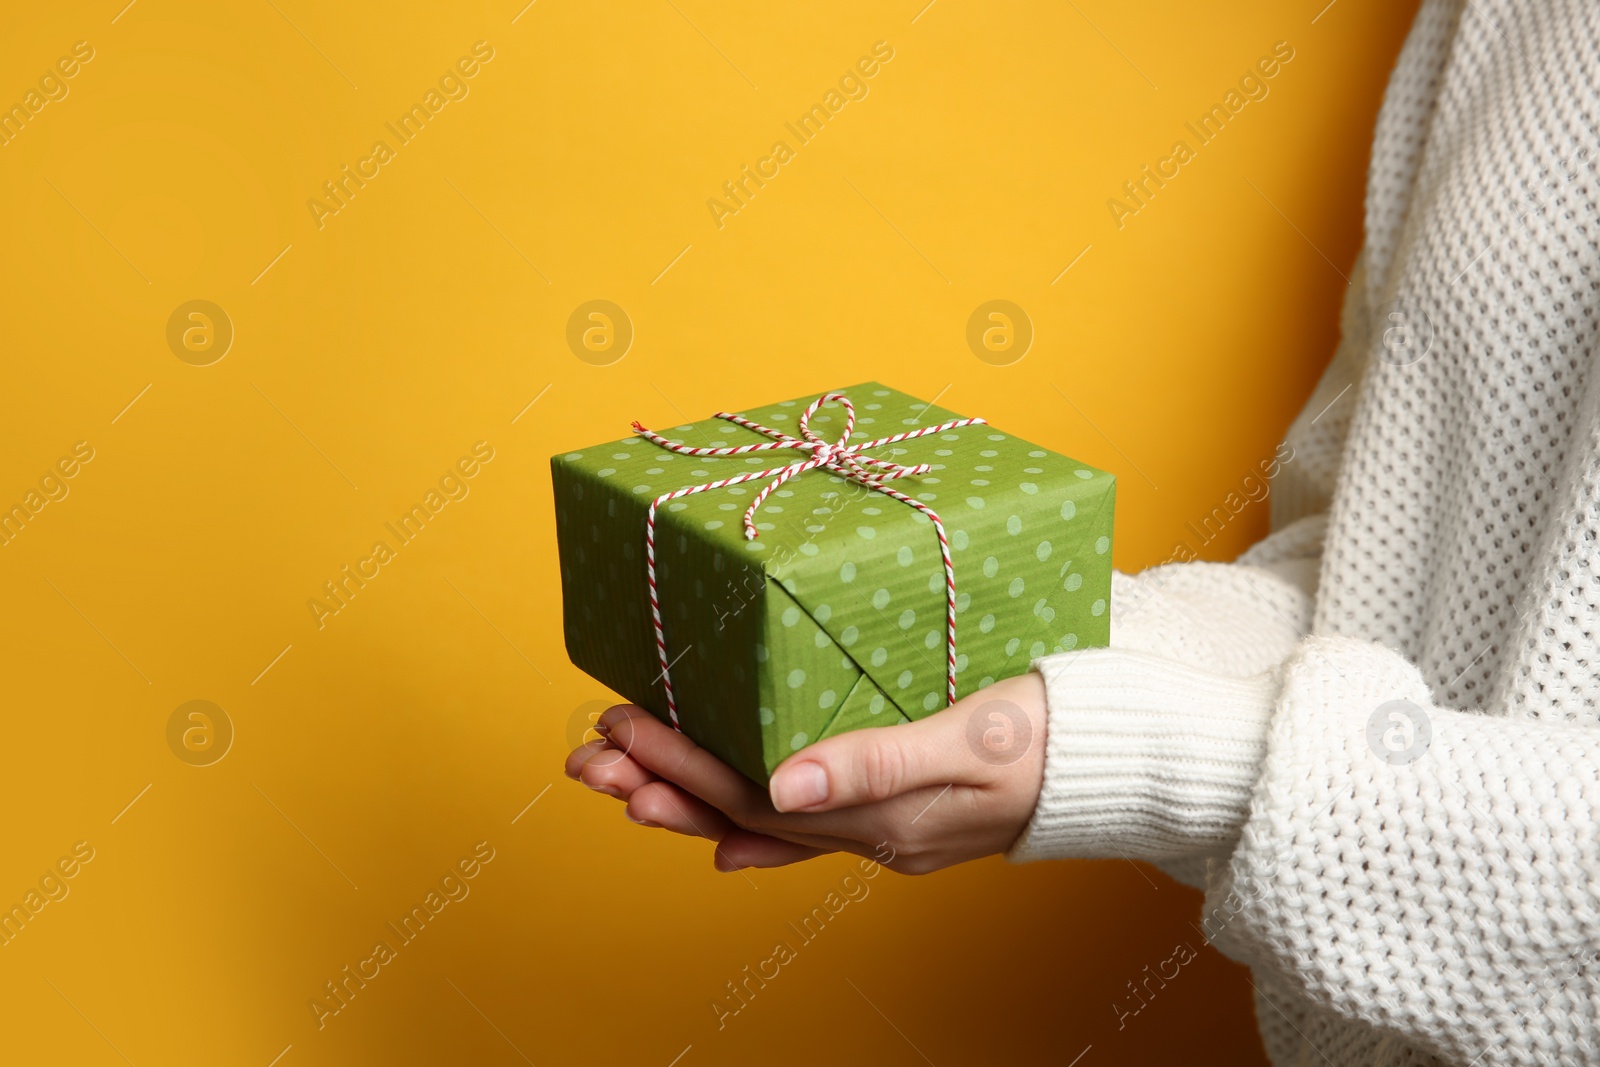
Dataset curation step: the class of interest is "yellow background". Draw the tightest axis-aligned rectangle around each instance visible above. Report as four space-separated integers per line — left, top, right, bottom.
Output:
0 1 1415 1063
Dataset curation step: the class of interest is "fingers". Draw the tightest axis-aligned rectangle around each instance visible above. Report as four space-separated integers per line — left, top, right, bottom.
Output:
713 830 833 871
598 704 770 817
617 773 857 866
767 703 984 814
624 781 737 838
563 738 608 781
564 703 646 781
576 742 657 799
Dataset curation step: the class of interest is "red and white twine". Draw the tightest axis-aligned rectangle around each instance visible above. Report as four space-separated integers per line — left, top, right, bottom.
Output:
632 391 985 729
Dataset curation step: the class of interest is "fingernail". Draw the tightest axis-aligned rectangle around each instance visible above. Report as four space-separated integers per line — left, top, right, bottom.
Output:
624 811 658 827
770 761 828 812
588 783 622 798
593 722 610 737
714 852 741 872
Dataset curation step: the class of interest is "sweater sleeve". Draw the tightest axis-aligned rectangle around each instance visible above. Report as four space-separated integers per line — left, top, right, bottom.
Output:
1013 632 1600 1062
1002 251 1375 879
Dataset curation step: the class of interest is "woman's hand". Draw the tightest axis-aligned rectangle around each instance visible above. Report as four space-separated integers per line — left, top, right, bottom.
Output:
562 672 1048 874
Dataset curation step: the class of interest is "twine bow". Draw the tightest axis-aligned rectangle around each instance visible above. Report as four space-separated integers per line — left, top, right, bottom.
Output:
632 391 986 729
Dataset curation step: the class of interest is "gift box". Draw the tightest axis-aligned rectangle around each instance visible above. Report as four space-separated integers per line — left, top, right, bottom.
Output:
552 383 1114 783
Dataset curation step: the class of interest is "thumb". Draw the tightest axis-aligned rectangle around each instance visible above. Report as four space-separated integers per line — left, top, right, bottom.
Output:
767 705 984 813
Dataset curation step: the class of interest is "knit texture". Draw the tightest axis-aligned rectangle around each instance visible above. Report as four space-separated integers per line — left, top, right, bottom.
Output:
1009 2 1600 1063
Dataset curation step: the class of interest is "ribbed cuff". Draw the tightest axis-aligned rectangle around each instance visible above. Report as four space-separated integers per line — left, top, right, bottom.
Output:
1006 649 1276 864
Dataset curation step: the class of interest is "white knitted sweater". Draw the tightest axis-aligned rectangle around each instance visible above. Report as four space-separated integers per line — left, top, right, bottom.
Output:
1009 3 1600 1064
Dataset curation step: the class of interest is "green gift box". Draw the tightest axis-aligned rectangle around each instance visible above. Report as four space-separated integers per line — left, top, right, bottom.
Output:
552 383 1114 783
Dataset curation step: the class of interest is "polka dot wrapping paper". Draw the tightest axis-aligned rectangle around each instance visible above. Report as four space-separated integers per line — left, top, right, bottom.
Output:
551 383 1115 784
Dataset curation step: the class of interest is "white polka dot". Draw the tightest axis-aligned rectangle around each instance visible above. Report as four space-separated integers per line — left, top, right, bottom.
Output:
705 520 724 530
791 732 808 750
868 694 886 715
1036 541 1053 561
841 625 859 645
1095 536 1110 554
814 604 832 624
1076 469 1094 480
923 692 941 711
897 670 914 689
1064 573 1083 591
982 556 999 578
819 689 837 709
898 609 916 629
759 707 775 725
979 613 996 633
1030 641 1046 658
1092 598 1106 616
1060 500 1077 521
1020 482 1038 495
840 562 857 583
781 607 800 627
1005 638 1021 656
787 669 806 688
1006 515 1022 535
923 630 940 649
1008 577 1025 597
952 530 969 550
871 648 888 667
872 589 891 610
965 496 986 509
897 546 914 566
857 526 877 540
